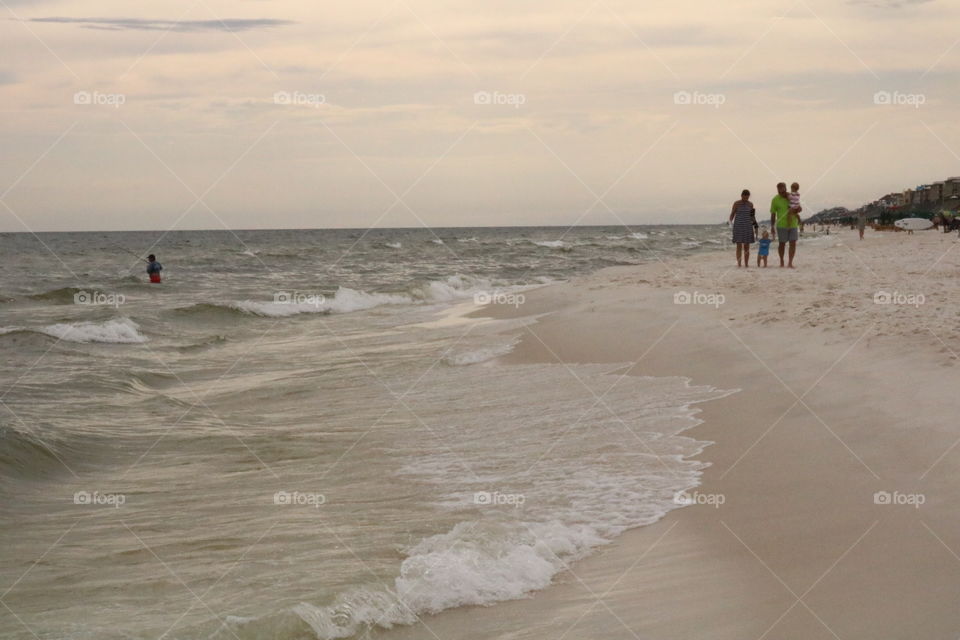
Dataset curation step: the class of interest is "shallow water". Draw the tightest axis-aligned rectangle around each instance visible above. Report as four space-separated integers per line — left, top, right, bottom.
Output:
1 226 734 639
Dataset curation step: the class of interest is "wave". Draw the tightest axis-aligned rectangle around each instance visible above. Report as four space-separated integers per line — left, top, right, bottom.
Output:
27 286 88 304
172 276 505 320
42 318 147 343
0 318 147 344
176 334 229 352
236 288 410 317
0 425 76 480
383 242 402 249
285 519 602 639
529 240 570 250
429 239 445 245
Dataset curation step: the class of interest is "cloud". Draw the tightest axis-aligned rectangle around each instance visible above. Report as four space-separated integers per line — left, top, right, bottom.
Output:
25 16 295 32
847 0 933 8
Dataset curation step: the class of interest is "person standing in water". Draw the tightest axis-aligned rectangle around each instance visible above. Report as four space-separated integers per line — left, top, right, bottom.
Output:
729 189 758 268
146 254 163 283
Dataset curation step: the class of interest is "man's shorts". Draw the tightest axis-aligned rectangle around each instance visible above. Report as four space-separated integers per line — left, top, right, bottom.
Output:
776 227 799 243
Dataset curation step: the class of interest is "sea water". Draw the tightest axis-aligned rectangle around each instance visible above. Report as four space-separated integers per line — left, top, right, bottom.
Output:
0 226 733 639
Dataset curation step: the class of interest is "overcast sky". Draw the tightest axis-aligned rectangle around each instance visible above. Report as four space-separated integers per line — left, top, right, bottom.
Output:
1 0 958 231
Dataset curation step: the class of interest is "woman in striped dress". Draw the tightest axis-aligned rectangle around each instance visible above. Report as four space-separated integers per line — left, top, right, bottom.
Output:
729 189 758 267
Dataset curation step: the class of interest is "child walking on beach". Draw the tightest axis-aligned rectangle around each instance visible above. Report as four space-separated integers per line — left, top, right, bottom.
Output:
756 229 771 267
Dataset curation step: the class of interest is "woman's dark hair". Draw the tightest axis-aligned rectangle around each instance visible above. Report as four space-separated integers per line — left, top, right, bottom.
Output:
741 189 751 197
147 254 156 261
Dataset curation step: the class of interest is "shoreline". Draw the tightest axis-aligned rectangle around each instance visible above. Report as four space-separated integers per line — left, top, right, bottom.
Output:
381 228 960 639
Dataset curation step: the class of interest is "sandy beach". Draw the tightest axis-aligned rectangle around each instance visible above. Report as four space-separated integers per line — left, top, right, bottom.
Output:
379 227 960 639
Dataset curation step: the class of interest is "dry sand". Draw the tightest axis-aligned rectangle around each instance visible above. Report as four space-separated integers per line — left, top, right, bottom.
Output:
380 227 960 640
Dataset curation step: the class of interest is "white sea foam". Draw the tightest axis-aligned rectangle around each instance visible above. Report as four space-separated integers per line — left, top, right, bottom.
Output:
384 242 402 249
530 240 567 249
230 276 503 319
324 288 411 313
38 318 147 343
234 288 410 317
411 274 494 303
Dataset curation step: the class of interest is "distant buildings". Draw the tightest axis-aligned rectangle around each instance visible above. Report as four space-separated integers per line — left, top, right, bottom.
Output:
812 175 960 222
898 177 960 212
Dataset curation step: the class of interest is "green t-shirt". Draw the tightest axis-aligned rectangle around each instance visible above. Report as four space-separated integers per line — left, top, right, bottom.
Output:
770 195 796 229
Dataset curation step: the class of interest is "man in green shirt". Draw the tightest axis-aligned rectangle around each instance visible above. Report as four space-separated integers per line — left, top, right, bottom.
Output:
770 182 800 268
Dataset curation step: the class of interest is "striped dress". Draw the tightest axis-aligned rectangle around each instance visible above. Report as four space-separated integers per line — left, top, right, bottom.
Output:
732 200 756 244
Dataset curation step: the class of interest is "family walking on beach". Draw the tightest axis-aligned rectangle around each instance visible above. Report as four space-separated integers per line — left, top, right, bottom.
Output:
729 182 802 268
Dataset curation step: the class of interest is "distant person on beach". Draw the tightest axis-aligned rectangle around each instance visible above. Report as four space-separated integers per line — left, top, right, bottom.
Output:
730 189 758 268
771 182 799 268
857 211 867 240
146 254 163 283
756 229 771 267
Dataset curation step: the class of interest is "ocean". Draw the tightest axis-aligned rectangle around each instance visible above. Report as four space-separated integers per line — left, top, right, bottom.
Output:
0 226 735 639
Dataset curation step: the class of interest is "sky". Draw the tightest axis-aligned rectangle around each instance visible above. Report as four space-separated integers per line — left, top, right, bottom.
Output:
1 0 959 231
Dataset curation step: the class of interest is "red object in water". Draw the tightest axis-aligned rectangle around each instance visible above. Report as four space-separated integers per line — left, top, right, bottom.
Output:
149 273 162 283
